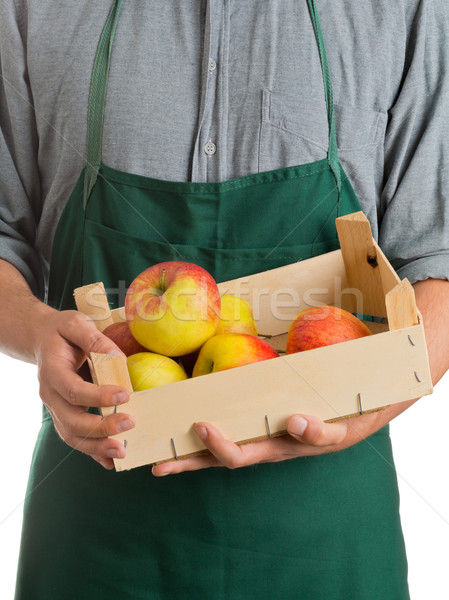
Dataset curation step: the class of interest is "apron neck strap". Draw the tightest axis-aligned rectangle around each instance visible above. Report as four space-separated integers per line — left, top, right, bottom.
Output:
307 0 341 192
83 0 123 209
83 0 341 208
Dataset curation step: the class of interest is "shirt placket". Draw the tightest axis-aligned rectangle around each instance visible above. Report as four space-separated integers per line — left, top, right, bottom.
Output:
191 0 229 182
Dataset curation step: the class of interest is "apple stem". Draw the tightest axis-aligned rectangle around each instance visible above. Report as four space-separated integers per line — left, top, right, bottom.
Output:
159 268 166 292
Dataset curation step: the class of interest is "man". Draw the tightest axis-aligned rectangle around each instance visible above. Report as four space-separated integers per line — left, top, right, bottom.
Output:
1 1 448 598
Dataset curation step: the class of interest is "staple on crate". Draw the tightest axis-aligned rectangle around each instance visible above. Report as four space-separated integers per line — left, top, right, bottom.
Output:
408 335 415 346
357 393 364 416
265 415 272 438
170 438 179 460
414 372 422 383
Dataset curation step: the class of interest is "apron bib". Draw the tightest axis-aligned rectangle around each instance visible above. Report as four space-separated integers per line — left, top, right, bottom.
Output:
16 2 409 599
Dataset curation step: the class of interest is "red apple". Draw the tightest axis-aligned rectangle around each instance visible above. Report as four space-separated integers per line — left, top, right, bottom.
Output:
192 333 279 377
286 305 372 354
102 321 147 357
125 261 221 357
127 352 188 392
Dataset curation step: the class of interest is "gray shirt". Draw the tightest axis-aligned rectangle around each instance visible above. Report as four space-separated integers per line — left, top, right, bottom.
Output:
1 0 448 300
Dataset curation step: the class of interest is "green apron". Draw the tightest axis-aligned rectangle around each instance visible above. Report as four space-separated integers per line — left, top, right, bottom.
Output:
15 2 409 598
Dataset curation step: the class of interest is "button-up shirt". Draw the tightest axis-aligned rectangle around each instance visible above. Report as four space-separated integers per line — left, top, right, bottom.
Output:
0 0 448 298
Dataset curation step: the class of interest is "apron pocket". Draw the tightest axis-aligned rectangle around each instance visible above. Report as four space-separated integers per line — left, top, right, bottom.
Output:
82 218 341 296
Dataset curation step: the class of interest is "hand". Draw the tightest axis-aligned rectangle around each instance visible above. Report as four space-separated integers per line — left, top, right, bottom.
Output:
152 414 352 476
151 400 416 476
35 308 135 469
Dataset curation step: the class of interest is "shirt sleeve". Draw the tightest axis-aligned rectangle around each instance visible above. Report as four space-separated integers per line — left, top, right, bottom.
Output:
378 0 449 285
0 2 43 298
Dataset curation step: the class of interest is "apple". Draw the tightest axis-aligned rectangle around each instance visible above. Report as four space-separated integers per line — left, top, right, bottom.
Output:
125 261 221 357
103 321 147 357
192 333 279 377
286 305 372 354
215 293 258 336
127 352 188 392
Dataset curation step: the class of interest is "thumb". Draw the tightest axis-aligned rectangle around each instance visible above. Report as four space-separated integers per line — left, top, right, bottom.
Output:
58 312 126 358
89 330 126 357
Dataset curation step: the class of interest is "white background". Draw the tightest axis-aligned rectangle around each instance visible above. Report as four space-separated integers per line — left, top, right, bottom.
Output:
0 353 448 599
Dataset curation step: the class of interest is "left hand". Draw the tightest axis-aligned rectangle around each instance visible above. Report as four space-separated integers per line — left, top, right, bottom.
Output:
151 411 385 476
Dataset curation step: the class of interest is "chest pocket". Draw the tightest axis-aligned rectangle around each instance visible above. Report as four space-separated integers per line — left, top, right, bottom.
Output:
258 89 387 173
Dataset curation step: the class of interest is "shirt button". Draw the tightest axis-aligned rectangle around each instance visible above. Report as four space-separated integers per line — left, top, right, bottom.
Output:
208 59 217 73
204 139 216 156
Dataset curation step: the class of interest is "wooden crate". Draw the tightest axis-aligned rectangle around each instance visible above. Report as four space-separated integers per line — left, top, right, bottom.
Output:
75 212 433 470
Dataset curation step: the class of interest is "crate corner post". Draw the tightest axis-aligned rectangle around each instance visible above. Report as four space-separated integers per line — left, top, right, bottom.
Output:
385 278 420 331
74 282 114 331
88 352 133 417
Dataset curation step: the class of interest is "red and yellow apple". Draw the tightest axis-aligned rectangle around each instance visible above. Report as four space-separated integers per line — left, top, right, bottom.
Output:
127 352 188 392
125 261 221 357
215 293 258 336
102 321 147 357
286 305 372 354
192 333 278 377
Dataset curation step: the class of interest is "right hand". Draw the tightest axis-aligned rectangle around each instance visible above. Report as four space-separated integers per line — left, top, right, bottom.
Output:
35 308 135 469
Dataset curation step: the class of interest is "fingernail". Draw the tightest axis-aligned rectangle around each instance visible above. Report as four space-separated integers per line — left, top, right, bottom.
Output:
113 391 129 404
195 425 208 440
117 418 135 433
289 416 308 436
106 448 123 459
108 349 124 357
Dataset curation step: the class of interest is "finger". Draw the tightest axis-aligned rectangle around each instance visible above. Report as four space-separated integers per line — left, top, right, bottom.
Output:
58 419 128 461
42 388 135 461
152 422 243 475
48 404 129 461
196 422 285 470
152 438 281 475
48 391 135 439
57 311 125 358
195 422 256 469
287 414 347 447
52 369 130 408
73 435 127 460
152 452 219 476
39 358 130 408
71 410 136 441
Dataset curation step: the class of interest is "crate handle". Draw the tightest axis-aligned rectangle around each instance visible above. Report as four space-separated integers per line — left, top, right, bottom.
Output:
74 282 114 332
336 211 402 318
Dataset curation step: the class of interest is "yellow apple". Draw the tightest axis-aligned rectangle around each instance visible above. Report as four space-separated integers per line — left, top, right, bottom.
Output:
192 333 278 377
286 305 372 354
215 293 258 336
125 261 221 357
127 352 188 392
